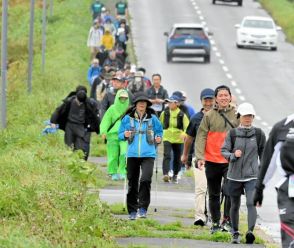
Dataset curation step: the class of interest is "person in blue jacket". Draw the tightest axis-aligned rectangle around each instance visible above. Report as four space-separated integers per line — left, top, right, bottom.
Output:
87 58 101 86
119 92 163 220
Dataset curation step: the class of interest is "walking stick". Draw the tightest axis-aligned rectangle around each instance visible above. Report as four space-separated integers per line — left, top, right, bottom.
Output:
154 145 159 212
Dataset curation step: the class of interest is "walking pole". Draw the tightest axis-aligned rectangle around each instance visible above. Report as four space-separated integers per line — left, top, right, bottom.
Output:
154 145 159 212
123 173 127 212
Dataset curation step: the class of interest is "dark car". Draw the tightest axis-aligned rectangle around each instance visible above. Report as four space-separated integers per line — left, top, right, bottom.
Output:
212 0 242 6
164 23 211 63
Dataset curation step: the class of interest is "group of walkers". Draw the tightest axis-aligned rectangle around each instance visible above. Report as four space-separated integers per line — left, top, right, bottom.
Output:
49 1 294 247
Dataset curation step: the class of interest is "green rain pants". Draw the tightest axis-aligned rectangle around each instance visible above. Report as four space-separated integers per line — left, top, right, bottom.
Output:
106 133 127 175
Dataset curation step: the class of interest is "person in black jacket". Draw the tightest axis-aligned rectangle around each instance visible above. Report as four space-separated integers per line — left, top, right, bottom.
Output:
253 115 294 248
50 86 100 159
146 73 169 117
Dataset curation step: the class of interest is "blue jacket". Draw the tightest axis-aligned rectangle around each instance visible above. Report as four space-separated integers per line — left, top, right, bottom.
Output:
118 109 163 158
87 66 101 86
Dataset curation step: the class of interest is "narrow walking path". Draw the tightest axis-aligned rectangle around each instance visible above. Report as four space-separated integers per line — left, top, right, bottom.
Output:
89 156 270 247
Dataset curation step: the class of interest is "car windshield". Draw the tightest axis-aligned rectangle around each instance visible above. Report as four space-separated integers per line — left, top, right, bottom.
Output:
243 19 274 29
174 27 205 36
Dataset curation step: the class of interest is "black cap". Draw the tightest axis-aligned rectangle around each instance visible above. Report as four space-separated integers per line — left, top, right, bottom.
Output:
133 92 152 106
214 85 231 97
76 85 87 94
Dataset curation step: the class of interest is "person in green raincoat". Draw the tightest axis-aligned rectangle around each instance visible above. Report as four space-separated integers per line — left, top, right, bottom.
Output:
100 89 130 180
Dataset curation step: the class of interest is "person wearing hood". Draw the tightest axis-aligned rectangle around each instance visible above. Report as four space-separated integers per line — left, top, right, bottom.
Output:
100 89 130 180
118 92 163 220
50 86 100 159
221 103 266 244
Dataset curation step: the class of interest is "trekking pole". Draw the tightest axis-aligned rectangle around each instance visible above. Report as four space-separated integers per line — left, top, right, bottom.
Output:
154 145 159 212
122 175 127 212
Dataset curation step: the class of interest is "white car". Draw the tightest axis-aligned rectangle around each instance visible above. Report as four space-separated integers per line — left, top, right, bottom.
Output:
235 16 281 51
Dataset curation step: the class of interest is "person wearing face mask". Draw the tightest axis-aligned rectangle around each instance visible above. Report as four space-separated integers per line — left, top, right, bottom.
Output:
100 89 130 180
50 86 100 159
221 103 266 244
195 85 239 234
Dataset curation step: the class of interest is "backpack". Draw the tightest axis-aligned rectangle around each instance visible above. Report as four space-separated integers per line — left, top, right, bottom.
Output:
230 127 262 156
163 107 184 130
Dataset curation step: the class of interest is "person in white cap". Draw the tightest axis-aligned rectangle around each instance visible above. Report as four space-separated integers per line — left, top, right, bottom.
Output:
221 102 266 244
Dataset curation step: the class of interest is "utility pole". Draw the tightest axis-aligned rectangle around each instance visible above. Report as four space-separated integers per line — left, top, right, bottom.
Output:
41 0 47 73
1 0 8 129
28 0 35 93
49 0 53 17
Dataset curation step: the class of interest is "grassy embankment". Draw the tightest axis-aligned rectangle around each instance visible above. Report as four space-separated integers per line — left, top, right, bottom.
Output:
260 0 294 43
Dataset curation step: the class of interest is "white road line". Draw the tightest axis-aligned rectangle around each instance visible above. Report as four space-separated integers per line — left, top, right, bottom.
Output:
210 39 215 45
201 21 206 26
197 10 202 15
222 66 228 72
255 115 262 120
215 52 221 57
235 88 242 94
239 96 246 101
261 121 269 126
231 80 237 86
191 1 196 5
199 16 204 20
212 47 218 51
194 6 199 10
226 73 232 79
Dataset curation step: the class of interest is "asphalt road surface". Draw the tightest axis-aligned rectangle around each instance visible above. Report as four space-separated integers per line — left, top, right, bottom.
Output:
129 0 294 243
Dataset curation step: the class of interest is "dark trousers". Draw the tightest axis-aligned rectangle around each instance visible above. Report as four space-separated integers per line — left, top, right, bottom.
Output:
163 141 182 176
205 161 231 224
64 122 86 152
127 157 154 213
277 179 294 248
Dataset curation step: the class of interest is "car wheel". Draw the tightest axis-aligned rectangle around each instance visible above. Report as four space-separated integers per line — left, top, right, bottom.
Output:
204 54 210 63
236 43 243 49
271 47 277 51
212 0 216 4
238 0 242 6
166 53 172 62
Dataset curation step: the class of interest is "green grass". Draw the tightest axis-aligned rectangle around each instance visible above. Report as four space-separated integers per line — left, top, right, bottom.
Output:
260 0 294 43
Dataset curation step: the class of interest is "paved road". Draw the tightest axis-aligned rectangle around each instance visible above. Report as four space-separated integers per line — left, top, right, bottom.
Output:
128 0 294 243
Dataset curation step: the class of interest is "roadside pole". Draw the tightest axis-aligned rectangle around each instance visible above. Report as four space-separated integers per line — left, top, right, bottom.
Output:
41 0 47 73
28 0 35 93
1 0 8 129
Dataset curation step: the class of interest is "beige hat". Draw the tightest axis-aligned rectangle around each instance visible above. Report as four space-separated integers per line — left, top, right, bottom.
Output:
119 90 129 98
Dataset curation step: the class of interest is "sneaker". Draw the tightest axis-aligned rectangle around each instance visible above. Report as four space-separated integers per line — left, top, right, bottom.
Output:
137 208 147 218
128 212 137 220
168 170 174 178
221 219 231 232
231 231 241 244
245 231 255 244
163 175 170 182
210 223 221 234
111 174 119 181
172 175 178 184
194 219 205 227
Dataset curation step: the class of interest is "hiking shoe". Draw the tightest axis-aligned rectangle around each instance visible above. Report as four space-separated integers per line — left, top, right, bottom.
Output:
245 231 255 244
194 219 205 227
128 212 137 220
172 175 178 184
137 208 147 218
163 175 170 182
168 170 174 178
210 223 221 234
231 231 241 244
221 219 231 232
111 174 119 181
